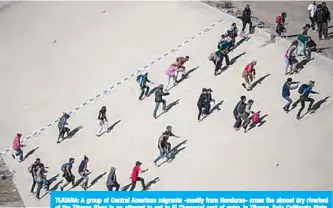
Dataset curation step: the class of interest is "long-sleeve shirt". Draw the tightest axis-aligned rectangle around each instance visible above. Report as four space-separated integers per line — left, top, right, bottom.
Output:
106 172 117 186
155 89 169 102
78 160 88 173
58 115 68 131
12 136 22 150
242 7 251 22
302 86 316 98
282 81 298 97
138 75 150 87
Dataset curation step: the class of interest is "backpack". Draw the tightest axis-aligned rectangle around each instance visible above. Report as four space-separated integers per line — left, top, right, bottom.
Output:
252 112 260 124
136 75 143 83
298 84 308 94
208 52 217 61
297 35 308 42
275 15 282 24
61 163 68 172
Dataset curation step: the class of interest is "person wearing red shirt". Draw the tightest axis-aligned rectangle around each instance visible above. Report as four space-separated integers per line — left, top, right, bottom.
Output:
12 133 25 162
129 161 147 191
241 60 257 90
174 56 189 82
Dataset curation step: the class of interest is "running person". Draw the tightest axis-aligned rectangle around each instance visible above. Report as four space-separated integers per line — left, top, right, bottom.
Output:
60 158 75 191
97 106 108 136
137 72 154 100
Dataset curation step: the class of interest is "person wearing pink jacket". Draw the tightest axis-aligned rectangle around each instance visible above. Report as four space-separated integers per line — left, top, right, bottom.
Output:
164 64 178 92
12 133 25 162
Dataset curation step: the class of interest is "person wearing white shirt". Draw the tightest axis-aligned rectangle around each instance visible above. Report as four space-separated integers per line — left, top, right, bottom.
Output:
308 1 317 30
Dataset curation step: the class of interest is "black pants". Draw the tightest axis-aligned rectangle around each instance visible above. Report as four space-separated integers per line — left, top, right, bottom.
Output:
31 174 36 192
58 127 70 140
203 102 211 115
233 111 242 128
297 97 314 117
107 182 120 191
309 17 316 30
129 177 145 191
36 182 43 199
153 100 167 118
276 24 286 35
242 20 252 33
214 59 222 74
197 103 203 120
317 22 328 39
139 85 150 99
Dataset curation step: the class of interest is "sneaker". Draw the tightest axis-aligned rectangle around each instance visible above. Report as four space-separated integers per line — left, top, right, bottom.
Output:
154 161 158 167
60 187 64 191
234 127 240 131
296 115 301 120
81 185 87 190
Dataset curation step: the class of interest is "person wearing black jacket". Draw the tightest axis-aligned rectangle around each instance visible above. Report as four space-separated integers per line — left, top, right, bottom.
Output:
233 96 247 130
106 167 119 191
241 4 253 33
322 2 331 38
197 88 208 121
314 4 329 39
29 158 41 193
203 89 215 116
153 84 170 119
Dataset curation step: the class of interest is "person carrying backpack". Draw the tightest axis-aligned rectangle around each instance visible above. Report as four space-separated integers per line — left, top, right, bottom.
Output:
293 81 319 119
29 158 41 193
276 12 287 36
276 12 287 33
106 166 120 191
284 41 298 75
78 155 90 190
57 113 71 143
282 78 299 112
137 72 154 100
60 157 75 191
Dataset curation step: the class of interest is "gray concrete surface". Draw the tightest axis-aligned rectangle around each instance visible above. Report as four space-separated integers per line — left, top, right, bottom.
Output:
231 1 333 58
0 159 24 207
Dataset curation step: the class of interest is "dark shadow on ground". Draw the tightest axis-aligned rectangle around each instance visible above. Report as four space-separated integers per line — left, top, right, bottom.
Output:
23 147 39 160
235 36 251 49
312 96 330 111
168 67 200 91
210 101 224 114
142 177 160 191
230 52 246 65
49 180 63 191
60 126 83 143
296 58 314 72
156 99 180 118
99 120 121 137
48 174 59 187
69 172 92 190
316 47 331 53
251 74 271 89
88 172 107 188
158 140 187 167
148 86 159 96
121 183 132 191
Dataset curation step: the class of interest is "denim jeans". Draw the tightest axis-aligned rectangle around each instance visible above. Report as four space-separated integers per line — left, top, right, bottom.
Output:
139 85 150 99
153 100 166 118
14 149 23 161
283 96 293 110
79 172 89 187
153 147 170 164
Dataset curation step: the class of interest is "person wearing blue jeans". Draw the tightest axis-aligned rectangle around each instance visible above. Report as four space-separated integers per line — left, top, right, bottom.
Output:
282 78 299 112
153 134 170 166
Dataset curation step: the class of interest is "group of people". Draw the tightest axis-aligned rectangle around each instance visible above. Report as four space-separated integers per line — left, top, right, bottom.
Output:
8 2 328 201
